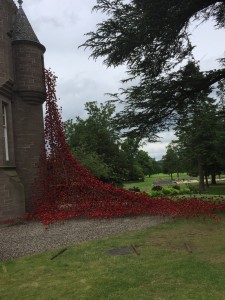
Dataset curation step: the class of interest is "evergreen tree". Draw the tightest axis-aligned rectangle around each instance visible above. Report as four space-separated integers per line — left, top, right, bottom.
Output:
172 62 225 190
175 99 222 191
81 0 225 139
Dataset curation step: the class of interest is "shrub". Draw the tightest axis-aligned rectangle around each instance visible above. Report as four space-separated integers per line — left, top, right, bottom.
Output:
152 185 163 191
188 185 200 194
163 187 180 196
128 186 141 192
148 187 187 197
181 187 190 194
147 190 164 197
172 185 180 190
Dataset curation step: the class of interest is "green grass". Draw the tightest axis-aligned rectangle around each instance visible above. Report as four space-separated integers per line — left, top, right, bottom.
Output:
2 216 225 299
184 182 225 197
124 174 225 197
203 186 225 196
124 173 191 192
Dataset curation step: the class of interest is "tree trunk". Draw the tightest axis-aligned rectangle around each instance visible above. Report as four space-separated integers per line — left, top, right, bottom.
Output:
198 161 205 192
211 172 216 184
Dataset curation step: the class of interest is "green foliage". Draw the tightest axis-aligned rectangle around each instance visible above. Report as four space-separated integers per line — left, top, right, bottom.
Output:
124 174 225 197
136 150 154 176
82 1 225 139
152 185 162 191
172 185 180 190
120 137 142 181
120 137 158 181
147 190 164 197
187 184 200 194
178 186 190 195
64 101 127 184
128 186 141 192
162 143 183 179
124 173 191 191
152 158 163 175
130 163 145 181
203 186 225 196
148 185 189 197
175 86 225 190
64 102 160 183
162 187 180 196
71 146 110 179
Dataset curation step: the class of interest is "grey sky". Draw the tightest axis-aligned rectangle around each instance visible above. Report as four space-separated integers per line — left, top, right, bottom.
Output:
22 0 225 160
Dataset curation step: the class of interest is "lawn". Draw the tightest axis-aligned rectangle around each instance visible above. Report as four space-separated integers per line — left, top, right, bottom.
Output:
1 215 225 299
124 173 225 197
124 173 191 191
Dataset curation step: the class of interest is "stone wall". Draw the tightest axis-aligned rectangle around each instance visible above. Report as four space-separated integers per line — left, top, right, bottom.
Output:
0 167 25 220
0 0 25 220
12 94 45 211
0 0 16 86
0 0 46 219
12 40 46 211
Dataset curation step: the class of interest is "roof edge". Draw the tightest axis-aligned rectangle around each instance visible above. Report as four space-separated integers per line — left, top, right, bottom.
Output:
12 39 46 52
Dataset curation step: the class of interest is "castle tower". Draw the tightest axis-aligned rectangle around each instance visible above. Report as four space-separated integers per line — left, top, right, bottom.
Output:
12 0 46 212
0 0 46 219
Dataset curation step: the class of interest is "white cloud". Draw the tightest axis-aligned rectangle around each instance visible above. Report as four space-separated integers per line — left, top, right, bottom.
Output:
141 131 176 161
191 19 225 68
21 1 225 158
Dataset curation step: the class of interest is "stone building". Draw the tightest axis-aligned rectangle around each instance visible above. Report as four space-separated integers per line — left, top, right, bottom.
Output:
0 0 46 220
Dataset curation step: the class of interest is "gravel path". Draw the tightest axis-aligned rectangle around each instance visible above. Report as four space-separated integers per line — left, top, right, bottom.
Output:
0 216 167 261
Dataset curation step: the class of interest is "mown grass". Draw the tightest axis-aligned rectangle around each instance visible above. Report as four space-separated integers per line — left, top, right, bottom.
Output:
124 174 225 197
203 186 225 196
124 173 191 191
184 182 225 198
2 215 225 299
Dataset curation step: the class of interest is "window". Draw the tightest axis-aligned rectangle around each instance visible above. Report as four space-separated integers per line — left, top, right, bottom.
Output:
2 103 9 161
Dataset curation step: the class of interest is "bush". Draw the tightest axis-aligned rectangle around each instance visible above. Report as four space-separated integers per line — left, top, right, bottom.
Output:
171 185 180 190
152 185 163 191
147 190 164 197
181 187 191 194
162 187 180 196
128 186 141 192
188 185 199 194
147 186 190 197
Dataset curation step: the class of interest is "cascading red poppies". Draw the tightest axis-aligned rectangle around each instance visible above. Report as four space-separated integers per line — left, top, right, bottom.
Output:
26 69 224 225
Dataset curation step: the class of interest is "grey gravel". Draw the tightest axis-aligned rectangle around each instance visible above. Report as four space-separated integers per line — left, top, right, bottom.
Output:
0 216 168 261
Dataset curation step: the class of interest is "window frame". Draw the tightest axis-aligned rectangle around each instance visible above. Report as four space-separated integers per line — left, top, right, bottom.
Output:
2 102 9 162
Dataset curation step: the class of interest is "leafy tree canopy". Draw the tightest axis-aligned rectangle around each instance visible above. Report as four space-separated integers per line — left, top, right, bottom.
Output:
64 104 160 182
64 101 127 184
82 0 225 139
162 144 180 179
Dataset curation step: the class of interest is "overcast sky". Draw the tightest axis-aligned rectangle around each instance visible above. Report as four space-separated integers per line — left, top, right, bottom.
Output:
21 0 225 160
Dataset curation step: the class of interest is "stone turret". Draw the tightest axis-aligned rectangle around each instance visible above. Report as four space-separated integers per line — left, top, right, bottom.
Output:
0 0 46 219
12 2 46 97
